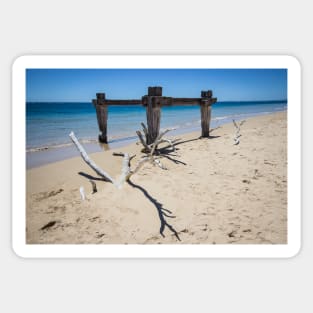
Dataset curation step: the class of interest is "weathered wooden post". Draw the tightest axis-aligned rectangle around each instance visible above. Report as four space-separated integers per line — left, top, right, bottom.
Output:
93 93 108 143
142 86 163 145
200 90 217 137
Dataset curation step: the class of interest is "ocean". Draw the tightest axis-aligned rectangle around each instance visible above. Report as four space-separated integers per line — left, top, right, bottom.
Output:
26 100 287 168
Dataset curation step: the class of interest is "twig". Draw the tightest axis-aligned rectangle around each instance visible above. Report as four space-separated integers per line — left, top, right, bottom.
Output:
136 130 150 152
130 156 150 176
157 138 176 152
80 186 86 200
141 122 149 139
150 128 175 155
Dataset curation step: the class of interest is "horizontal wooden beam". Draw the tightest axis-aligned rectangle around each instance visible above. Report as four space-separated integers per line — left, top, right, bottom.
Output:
171 98 202 105
94 97 217 106
104 99 142 105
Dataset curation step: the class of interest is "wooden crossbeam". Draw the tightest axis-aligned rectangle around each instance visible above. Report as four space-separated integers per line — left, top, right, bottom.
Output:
104 99 141 105
171 98 202 105
94 97 217 106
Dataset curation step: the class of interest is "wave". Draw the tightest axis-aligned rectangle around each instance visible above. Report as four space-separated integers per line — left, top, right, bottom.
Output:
26 134 140 153
26 139 98 153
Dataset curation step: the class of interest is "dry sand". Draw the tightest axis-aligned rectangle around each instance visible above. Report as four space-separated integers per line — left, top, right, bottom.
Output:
26 111 287 244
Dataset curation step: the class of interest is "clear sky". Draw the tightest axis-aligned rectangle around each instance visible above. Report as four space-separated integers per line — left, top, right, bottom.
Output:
26 68 287 102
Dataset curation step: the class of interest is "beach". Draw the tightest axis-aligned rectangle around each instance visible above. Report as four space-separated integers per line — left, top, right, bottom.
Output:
26 111 287 244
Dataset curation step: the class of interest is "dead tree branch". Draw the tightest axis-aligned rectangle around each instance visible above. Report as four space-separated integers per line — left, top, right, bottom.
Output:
70 131 172 189
69 131 114 183
136 130 150 152
141 122 149 139
136 123 176 155
233 119 245 145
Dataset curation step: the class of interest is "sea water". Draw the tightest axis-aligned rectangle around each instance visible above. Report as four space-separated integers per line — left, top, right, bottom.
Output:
26 100 287 167
26 100 287 150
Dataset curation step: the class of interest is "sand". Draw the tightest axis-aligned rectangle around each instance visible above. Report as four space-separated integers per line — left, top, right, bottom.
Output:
26 111 287 244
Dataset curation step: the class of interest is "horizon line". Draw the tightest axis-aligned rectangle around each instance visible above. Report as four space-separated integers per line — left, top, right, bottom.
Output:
26 99 288 104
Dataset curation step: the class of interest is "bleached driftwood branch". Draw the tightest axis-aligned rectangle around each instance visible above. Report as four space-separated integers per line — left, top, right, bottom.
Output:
136 123 176 154
79 186 86 200
70 131 170 189
150 128 172 155
136 130 150 152
115 153 132 188
232 120 245 145
157 138 181 154
69 131 114 183
70 131 129 189
114 126 176 180
135 125 180 170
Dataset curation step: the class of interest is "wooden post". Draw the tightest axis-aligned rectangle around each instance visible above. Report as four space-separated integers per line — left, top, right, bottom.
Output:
94 93 108 143
200 90 217 137
145 87 162 145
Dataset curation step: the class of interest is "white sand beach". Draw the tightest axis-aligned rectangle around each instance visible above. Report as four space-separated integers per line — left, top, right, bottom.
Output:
26 111 287 244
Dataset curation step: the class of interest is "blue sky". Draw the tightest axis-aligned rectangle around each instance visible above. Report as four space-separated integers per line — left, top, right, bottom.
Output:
26 68 287 102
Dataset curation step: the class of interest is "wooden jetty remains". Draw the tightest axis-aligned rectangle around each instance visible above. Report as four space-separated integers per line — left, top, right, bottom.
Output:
93 86 217 144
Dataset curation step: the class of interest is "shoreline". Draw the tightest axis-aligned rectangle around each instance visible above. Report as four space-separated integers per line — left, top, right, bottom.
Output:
26 111 287 244
27 109 286 169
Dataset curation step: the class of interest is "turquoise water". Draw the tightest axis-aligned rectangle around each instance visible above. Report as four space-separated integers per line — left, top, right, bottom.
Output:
26 100 287 151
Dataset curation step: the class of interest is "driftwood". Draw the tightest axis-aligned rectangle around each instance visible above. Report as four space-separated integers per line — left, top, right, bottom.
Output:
136 130 150 152
79 186 86 200
233 119 245 145
70 130 173 189
69 132 115 183
70 131 127 188
126 128 175 172
136 123 176 154
135 125 179 170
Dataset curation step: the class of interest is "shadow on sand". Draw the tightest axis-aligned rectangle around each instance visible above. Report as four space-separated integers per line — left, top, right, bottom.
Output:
127 179 181 241
78 171 107 181
171 135 220 147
